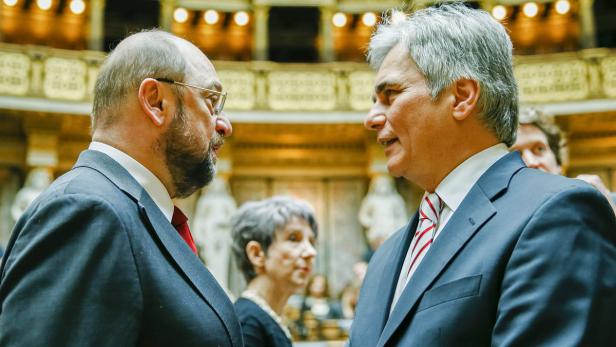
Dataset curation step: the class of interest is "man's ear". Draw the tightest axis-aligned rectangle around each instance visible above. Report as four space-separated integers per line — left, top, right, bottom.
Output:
451 79 480 121
246 241 266 273
138 78 167 127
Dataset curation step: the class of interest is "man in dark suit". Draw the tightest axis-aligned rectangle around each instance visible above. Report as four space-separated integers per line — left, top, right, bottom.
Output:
511 106 616 215
351 3 616 346
0 30 243 346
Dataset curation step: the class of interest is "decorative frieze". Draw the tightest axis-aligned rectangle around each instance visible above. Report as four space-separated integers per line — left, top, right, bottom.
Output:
1 43 616 112
0 52 30 96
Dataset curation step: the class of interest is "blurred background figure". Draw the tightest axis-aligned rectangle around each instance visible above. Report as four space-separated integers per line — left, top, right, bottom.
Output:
341 261 367 318
511 106 616 214
301 274 338 321
358 174 407 251
231 196 318 347
10 167 53 222
193 177 237 290
298 274 343 341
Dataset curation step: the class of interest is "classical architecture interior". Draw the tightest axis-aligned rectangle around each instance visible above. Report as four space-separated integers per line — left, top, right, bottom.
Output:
1 0 615 340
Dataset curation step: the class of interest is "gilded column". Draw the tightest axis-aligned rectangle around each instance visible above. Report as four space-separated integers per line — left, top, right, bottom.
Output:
88 0 105 51
319 6 335 62
0 4 4 42
579 0 597 49
159 0 175 32
253 5 270 61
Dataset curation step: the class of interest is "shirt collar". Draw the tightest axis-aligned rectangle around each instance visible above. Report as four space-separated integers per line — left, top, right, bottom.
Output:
89 141 174 222
435 143 509 213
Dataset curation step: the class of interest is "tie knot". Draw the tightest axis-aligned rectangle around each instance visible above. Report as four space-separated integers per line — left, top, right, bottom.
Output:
171 206 188 228
419 193 443 224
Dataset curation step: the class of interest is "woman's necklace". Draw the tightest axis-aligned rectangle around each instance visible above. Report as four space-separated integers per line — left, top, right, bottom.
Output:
241 290 293 341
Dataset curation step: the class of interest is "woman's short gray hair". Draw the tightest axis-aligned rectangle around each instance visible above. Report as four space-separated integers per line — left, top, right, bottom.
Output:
367 2 519 146
91 29 187 130
231 196 318 283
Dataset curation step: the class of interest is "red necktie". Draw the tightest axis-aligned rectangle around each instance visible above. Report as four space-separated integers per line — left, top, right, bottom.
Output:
171 206 198 255
407 193 443 278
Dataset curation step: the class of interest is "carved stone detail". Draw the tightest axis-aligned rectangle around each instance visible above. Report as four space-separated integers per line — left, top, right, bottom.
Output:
0 52 30 95
515 60 589 102
43 57 87 100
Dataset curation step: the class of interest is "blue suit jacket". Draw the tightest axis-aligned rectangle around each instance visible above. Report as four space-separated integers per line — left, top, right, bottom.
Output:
350 152 616 346
0 150 243 346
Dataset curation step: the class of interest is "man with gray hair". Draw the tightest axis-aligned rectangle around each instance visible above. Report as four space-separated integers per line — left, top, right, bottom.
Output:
0 30 242 346
352 3 616 346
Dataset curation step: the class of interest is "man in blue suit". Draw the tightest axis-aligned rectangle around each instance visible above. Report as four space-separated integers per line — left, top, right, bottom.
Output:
352 3 616 346
0 30 243 346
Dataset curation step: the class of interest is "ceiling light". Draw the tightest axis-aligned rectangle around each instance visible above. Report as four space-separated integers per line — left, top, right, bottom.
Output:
69 0 85 15
522 2 539 18
37 0 52 11
204 10 219 25
555 0 570 15
234 11 249 26
3 0 18 7
362 12 377 27
492 5 507 20
332 12 347 28
174 8 189 23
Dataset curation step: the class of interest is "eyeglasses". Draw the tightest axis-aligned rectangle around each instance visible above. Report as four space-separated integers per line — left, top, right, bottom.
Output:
155 77 226 116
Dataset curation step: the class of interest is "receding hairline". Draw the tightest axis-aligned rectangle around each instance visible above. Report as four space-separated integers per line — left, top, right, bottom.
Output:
110 30 216 78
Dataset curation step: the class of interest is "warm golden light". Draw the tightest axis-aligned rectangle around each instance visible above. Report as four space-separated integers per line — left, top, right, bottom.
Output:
492 5 507 20
174 8 189 23
362 12 377 27
69 0 85 15
332 12 347 28
523 2 539 18
3 0 18 7
233 11 249 26
555 0 570 14
204 10 219 25
37 0 52 11
391 10 406 25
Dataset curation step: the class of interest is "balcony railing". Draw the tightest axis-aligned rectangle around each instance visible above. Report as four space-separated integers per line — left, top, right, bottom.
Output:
1 42 615 113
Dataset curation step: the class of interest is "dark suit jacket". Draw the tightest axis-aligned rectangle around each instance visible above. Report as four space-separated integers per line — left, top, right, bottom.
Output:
350 152 616 347
234 298 292 347
0 150 243 346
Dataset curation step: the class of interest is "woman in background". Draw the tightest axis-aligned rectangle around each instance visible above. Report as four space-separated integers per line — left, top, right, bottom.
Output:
232 196 318 347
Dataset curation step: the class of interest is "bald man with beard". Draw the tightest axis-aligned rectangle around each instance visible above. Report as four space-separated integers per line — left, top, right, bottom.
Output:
0 30 243 346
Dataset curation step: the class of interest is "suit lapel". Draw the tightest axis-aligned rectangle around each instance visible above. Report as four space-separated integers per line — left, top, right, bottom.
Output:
377 216 419 332
73 150 241 347
376 152 525 347
137 196 241 346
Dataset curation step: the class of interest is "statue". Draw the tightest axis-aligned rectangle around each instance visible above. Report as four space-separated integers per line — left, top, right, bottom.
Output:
358 175 407 250
192 177 237 290
11 167 53 222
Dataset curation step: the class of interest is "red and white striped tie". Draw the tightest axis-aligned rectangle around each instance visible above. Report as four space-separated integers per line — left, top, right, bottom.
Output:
406 192 443 279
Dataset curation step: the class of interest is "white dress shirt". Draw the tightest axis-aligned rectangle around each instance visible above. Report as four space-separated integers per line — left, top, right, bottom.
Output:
89 142 174 222
390 143 509 311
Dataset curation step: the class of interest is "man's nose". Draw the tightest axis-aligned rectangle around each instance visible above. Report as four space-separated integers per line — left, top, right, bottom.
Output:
303 240 317 259
215 113 232 137
364 104 387 131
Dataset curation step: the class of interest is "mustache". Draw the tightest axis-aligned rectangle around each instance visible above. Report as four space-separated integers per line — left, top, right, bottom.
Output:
210 133 224 150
